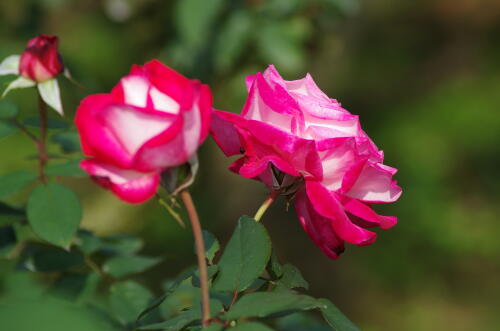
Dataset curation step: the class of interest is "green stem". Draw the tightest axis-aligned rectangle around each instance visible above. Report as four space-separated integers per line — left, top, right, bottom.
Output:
179 190 211 326
254 190 279 222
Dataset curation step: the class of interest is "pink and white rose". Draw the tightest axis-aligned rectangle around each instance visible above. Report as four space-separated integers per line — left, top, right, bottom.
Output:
211 65 401 258
76 60 212 203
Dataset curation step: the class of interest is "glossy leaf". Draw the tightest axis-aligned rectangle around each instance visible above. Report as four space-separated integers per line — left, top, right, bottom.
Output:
225 291 319 319
213 216 271 292
0 170 37 198
103 255 161 278
27 182 82 248
318 298 360 331
278 264 309 290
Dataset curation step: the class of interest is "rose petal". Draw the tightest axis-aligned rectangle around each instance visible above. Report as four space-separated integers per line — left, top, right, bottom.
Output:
346 162 402 203
295 187 345 259
80 159 159 204
343 198 397 230
305 180 377 245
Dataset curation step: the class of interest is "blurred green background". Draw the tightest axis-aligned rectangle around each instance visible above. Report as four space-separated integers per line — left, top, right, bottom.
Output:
1 0 500 330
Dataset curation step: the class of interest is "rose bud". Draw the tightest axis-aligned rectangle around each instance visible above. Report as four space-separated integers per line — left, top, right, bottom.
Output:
210 65 401 259
76 60 212 203
19 34 64 83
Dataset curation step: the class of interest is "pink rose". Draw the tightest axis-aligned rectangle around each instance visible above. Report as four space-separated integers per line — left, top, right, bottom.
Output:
76 60 212 203
19 34 64 82
211 65 401 258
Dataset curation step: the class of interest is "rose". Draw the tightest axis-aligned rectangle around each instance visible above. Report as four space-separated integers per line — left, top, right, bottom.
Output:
210 65 401 258
19 34 64 82
76 60 212 203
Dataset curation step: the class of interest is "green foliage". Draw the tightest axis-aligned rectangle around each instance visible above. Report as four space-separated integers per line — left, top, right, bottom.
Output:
0 100 19 119
103 255 161 278
230 322 274 331
0 120 18 139
200 230 220 264
276 264 309 290
45 159 86 177
135 217 357 330
27 182 82 248
175 0 225 49
213 216 271 292
0 170 37 198
318 299 360 331
110 280 154 326
51 131 81 154
225 291 319 319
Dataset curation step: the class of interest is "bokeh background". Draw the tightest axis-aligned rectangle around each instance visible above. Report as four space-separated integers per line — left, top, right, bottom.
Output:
1 0 500 330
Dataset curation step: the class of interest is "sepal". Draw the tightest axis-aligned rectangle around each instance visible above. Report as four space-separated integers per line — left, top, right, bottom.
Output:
38 78 63 115
0 55 20 76
1 76 35 98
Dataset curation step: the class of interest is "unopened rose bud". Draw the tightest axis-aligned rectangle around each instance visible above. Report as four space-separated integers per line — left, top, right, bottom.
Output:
19 34 64 83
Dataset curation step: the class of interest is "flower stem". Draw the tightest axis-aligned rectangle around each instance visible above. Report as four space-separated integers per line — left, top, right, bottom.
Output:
254 190 279 222
179 190 211 326
37 91 48 184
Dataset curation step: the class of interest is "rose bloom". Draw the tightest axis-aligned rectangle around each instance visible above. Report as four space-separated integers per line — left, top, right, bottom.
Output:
211 65 402 259
76 60 212 203
19 34 64 82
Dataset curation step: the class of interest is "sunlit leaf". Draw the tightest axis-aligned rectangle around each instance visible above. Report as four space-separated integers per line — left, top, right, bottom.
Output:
27 182 82 248
213 216 271 292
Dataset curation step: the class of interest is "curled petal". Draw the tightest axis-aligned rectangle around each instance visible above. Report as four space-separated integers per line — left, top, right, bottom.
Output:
210 110 243 156
346 162 402 203
295 188 345 259
80 159 159 204
305 180 377 245
343 198 397 230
